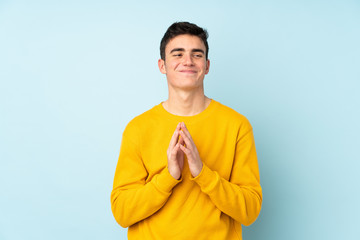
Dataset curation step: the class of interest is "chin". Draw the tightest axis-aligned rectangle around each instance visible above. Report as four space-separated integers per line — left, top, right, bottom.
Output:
178 82 203 91
168 77 204 90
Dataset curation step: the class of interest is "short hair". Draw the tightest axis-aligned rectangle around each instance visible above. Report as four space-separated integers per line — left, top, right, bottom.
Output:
160 22 209 60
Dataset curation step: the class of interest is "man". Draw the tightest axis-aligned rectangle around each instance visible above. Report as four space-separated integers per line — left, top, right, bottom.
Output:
111 22 262 239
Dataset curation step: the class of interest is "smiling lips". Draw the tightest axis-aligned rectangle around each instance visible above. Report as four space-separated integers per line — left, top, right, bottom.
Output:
179 69 197 73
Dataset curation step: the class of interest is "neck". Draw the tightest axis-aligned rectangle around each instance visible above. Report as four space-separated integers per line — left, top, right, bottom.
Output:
162 88 211 116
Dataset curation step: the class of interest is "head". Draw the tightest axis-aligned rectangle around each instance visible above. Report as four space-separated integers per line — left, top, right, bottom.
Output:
160 22 209 60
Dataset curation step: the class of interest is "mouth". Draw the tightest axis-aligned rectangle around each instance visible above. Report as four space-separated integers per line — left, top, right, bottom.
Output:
179 70 197 74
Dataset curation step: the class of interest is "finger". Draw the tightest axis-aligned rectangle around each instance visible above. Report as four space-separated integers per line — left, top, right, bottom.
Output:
179 144 191 157
179 130 194 151
169 123 181 149
169 143 180 159
169 130 179 149
180 122 192 140
178 135 185 145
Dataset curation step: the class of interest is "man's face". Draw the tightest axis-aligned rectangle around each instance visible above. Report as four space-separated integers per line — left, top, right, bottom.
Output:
158 34 210 91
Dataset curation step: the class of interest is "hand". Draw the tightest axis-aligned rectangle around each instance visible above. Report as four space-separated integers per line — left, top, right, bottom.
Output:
178 122 203 177
167 123 185 180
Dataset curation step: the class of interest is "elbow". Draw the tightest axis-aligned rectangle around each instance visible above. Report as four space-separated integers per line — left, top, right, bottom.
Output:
241 192 262 226
241 209 260 226
111 200 133 228
114 214 131 228
111 192 132 228
241 207 262 226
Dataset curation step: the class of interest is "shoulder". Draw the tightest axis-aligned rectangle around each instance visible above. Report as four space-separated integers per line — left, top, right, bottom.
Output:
122 104 161 136
212 100 252 131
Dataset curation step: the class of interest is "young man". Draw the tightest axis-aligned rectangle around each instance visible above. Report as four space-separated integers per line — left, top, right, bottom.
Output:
111 22 262 239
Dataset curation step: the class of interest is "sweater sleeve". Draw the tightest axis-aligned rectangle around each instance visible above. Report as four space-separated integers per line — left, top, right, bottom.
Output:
110 124 181 228
191 128 262 226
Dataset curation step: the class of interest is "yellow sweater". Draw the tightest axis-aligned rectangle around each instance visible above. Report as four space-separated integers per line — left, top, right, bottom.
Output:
111 100 262 239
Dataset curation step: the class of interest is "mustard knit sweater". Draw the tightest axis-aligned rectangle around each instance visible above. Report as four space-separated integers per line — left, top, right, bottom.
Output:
111 100 262 240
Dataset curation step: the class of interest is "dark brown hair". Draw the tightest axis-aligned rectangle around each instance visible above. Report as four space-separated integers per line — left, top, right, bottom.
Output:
160 22 209 60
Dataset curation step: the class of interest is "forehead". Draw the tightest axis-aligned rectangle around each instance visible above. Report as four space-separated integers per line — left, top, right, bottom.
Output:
165 34 206 52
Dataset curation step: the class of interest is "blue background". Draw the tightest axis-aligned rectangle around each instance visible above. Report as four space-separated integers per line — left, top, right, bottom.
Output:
1 0 359 239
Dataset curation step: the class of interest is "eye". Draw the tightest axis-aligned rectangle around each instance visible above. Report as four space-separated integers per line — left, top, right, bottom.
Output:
194 54 203 58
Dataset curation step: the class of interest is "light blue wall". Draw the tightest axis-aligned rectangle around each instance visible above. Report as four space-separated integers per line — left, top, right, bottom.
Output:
1 0 359 239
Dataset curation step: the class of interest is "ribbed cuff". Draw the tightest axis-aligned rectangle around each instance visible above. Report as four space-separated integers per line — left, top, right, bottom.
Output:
191 164 219 193
153 167 182 193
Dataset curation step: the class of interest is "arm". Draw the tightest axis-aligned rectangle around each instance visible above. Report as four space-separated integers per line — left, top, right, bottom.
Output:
179 123 262 226
110 125 181 228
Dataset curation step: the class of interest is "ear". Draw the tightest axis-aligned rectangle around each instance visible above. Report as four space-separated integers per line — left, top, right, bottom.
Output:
205 59 210 75
158 59 166 74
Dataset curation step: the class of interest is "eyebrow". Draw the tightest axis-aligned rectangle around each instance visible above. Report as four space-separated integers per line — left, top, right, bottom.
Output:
170 48 205 54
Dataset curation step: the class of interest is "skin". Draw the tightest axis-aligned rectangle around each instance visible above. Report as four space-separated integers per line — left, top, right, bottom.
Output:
158 34 210 179
166 121 204 179
158 34 211 116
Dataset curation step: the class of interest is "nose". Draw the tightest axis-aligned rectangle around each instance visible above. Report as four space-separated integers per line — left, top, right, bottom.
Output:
182 54 194 66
